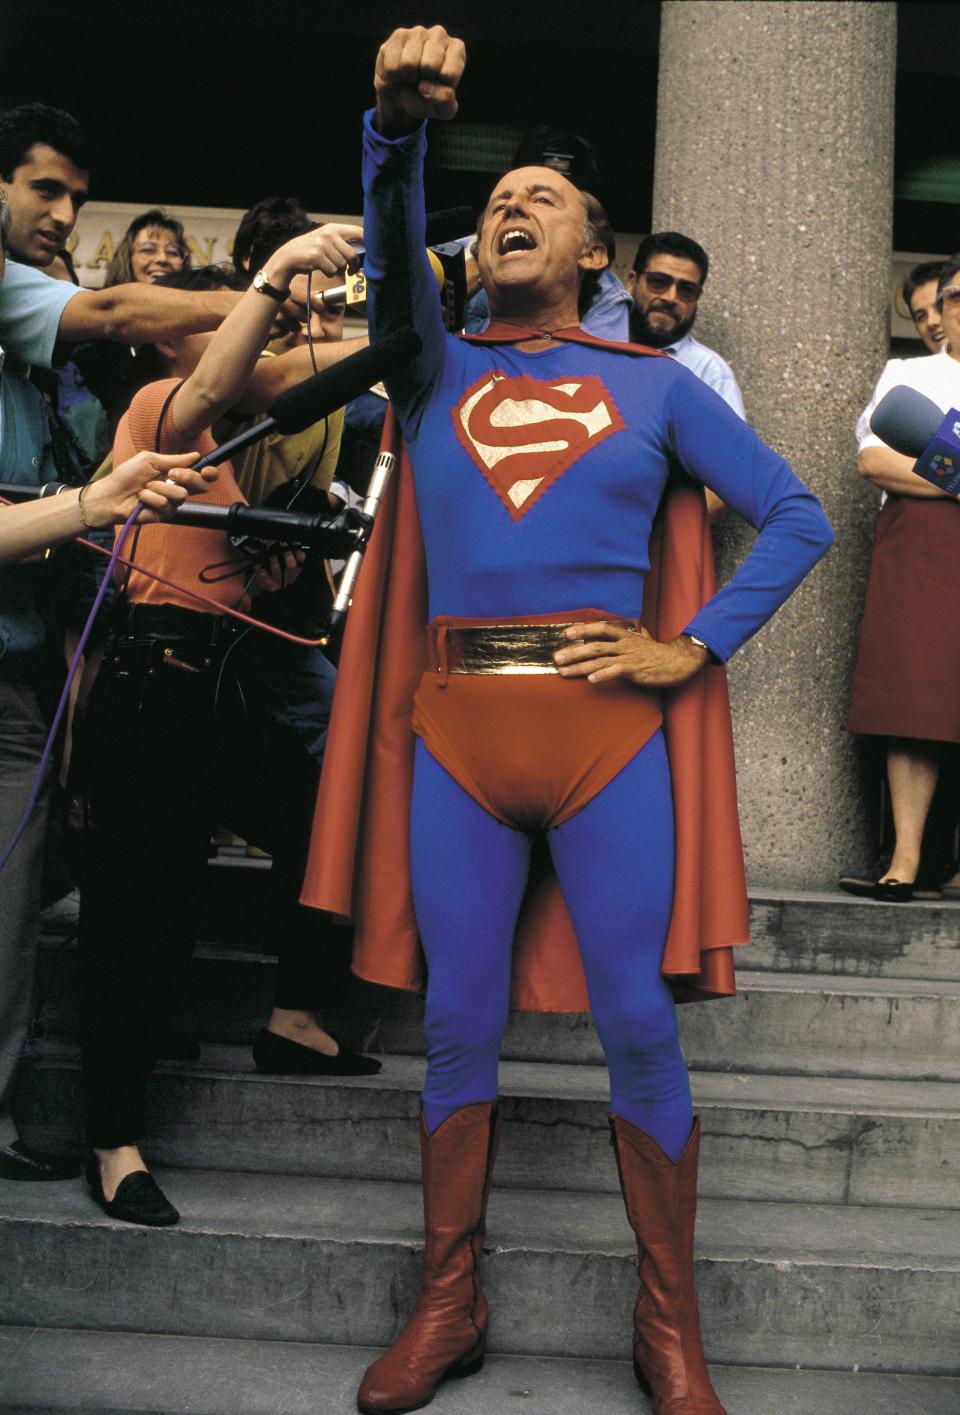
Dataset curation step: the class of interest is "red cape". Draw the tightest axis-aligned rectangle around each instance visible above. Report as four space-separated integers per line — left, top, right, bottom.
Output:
302 340 750 1008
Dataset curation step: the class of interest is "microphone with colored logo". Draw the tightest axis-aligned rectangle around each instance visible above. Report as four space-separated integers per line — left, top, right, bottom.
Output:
870 386 960 496
319 206 475 331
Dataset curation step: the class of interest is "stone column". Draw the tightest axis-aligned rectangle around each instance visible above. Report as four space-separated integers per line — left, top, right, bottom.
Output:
653 1 897 887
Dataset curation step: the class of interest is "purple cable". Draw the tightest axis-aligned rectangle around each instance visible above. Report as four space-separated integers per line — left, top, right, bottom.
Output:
0 502 142 875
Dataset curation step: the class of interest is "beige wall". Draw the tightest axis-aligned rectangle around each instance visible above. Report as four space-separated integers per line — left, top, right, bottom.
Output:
66 201 361 288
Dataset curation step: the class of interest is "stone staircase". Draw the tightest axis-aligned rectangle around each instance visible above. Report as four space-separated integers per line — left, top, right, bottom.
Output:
1 869 958 1414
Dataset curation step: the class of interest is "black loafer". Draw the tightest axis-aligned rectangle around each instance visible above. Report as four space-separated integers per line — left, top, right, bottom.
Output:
840 855 942 901
87 1159 179 1227
838 855 891 898
873 878 915 903
0 1140 82 1182
252 1028 382 1076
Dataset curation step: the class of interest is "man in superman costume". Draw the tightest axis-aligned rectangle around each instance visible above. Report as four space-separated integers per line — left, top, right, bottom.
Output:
301 26 833 1415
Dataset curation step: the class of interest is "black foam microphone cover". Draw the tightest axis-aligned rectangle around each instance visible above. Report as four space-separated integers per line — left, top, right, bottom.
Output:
424 206 475 246
870 385 944 458
269 327 422 434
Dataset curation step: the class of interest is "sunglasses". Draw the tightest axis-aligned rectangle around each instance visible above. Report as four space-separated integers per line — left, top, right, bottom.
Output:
641 269 702 302
938 285 960 308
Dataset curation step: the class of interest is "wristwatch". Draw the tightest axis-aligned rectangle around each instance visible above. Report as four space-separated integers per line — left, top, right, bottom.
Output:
252 269 289 302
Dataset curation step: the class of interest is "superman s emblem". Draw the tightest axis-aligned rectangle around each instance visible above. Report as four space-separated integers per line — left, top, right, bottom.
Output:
451 370 625 520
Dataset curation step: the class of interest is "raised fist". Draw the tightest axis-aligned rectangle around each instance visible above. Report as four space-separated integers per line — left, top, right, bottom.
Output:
374 25 466 136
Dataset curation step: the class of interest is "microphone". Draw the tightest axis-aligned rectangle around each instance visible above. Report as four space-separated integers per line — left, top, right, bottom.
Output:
162 500 371 553
0 481 72 504
869 386 943 457
870 385 960 496
424 207 478 247
1 329 422 552
192 326 422 471
0 480 371 553
319 205 475 330
324 444 396 639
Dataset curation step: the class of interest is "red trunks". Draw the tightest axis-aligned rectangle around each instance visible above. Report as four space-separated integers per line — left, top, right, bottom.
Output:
411 611 663 831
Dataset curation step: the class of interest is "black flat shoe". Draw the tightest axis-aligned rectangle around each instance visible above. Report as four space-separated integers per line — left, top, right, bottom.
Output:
252 1028 382 1076
840 855 943 900
0 1140 82 1182
86 1158 179 1226
838 855 891 898
873 879 915 903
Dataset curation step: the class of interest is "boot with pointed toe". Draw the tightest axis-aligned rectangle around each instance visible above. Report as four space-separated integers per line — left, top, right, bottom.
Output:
356 1100 502 1414
610 1115 725 1415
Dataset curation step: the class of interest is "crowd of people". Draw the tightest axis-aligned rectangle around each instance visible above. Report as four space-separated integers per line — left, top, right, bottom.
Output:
0 23 954 1412
0 101 384 1216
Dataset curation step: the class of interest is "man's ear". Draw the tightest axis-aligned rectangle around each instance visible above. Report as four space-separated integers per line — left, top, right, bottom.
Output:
578 239 608 273
154 338 176 365
625 268 638 294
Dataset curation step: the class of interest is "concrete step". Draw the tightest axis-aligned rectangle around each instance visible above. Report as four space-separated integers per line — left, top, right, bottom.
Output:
1 1327 959 1415
31 939 960 1080
743 888 960 982
2 1170 957 1374
680 970 960 1081
50 868 960 986
191 863 960 983
16 1042 960 1209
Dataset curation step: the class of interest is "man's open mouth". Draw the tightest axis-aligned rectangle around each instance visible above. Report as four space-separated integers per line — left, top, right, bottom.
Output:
499 229 537 255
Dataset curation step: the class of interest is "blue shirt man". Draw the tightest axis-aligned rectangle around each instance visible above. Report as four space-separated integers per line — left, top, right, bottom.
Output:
619 229 746 419
0 257 83 657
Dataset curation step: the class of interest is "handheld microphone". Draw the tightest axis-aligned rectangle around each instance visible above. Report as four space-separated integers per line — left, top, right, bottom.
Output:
192 326 422 471
870 385 960 496
0 481 371 553
319 205 475 331
1 328 422 551
0 481 71 504
163 500 371 553
869 386 943 458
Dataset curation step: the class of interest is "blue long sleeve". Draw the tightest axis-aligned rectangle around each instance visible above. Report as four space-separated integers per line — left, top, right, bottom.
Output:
362 110 449 438
665 375 834 661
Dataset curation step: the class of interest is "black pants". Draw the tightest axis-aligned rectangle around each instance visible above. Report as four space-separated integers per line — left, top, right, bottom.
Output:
77 608 337 1148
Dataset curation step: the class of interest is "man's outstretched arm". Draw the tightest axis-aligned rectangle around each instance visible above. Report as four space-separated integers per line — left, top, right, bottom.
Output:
364 25 466 432
57 282 242 346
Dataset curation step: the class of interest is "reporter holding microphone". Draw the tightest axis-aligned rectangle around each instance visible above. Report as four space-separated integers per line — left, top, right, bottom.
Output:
0 452 215 567
77 222 382 1230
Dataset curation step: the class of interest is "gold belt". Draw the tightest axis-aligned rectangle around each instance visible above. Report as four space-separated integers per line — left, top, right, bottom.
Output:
439 622 587 676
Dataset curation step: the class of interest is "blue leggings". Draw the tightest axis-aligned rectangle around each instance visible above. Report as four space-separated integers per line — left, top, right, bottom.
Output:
409 729 693 1161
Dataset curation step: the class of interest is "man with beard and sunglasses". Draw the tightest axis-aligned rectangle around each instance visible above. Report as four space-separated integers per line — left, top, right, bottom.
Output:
622 231 746 420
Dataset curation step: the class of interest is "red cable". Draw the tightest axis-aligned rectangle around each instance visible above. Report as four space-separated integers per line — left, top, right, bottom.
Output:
77 529 334 647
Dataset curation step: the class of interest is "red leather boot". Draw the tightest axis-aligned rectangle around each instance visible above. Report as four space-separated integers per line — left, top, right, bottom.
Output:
610 1115 726 1415
357 1100 502 1414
